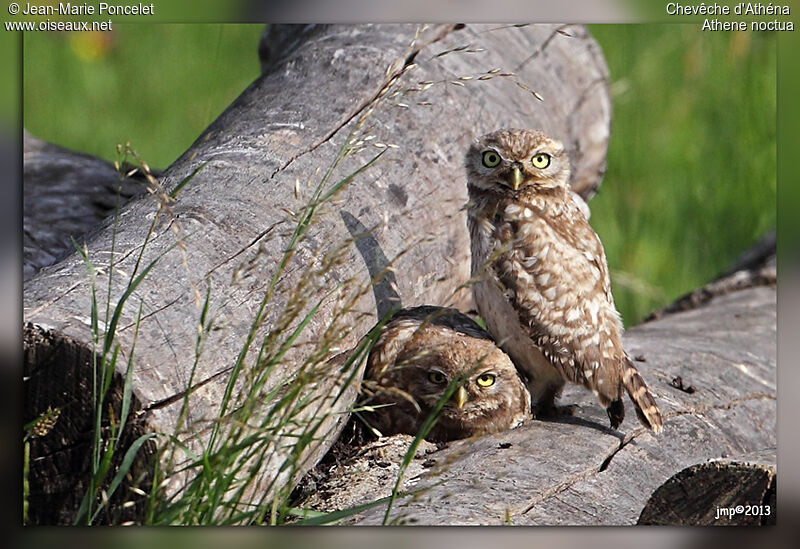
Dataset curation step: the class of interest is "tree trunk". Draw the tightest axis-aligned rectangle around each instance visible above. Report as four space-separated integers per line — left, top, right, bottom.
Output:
23 23 611 524
342 279 776 525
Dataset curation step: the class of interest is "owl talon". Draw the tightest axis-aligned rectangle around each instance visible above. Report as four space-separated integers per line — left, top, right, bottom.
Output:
532 402 577 420
606 399 625 430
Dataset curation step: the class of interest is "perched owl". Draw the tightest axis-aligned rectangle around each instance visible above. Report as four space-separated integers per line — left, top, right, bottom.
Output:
465 129 663 434
361 306 531 442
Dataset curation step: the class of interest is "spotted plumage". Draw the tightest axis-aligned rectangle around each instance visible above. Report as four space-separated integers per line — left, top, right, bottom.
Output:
361 306 531 442
465 129 663 433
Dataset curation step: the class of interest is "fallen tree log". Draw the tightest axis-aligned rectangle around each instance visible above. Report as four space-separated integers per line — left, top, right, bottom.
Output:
289 236 777 524
23 23 611 524
324 280 774 525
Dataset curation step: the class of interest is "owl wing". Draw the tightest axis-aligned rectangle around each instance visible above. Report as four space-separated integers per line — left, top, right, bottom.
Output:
489 207 664 433
491 203 623 384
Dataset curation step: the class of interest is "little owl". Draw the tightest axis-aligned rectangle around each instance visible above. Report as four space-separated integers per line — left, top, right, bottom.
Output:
465 128 663 433
361 306 531 442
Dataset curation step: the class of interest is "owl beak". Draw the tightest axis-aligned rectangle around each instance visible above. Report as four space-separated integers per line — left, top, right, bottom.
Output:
510 166 523 191
455 385 469 409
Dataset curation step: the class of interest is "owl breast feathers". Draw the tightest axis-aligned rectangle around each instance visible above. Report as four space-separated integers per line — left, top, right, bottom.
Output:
465 129 663 434
361 306 531 442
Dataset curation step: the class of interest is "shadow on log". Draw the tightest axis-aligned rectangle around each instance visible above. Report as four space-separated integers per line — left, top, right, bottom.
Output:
294 261 776 525
23 23 611 524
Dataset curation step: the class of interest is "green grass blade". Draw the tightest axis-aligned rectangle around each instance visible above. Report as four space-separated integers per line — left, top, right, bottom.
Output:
169 162 207 199
289 488 421 526
117 301 144 438
268 285 341 369
382 374 465 525
102 257 159 357
88 433 157 524
320 150 385 203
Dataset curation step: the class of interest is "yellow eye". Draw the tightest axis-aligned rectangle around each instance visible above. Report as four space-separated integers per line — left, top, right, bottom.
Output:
428 371 447 384
482 150 501 168
532 153 551 169
476 373 496 387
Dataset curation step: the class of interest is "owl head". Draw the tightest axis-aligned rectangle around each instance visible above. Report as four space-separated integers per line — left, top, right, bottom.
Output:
465 129 570 194
363 307 530 442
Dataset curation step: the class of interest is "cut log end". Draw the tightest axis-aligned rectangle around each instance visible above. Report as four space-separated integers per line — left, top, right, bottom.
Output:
23 323 155 525
638 451 776 526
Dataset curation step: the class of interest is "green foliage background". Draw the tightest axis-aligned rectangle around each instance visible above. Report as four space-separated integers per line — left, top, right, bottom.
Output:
24 24 264 168
23 24 776 326
588 25 775 325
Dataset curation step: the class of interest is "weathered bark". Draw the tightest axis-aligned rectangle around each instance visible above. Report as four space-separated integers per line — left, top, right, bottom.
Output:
22 130 147 281
23 23 611 523
339 282 776 525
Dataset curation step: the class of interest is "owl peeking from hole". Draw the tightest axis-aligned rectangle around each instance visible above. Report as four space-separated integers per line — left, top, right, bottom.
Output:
360 306 531 442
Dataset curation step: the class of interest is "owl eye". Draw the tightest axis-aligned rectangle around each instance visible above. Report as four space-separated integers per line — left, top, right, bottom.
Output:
481 150 501 168
531 153 551 169
476 373 496 387
428 371 447 384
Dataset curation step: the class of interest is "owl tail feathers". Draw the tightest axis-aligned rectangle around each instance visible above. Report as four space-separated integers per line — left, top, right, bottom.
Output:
622 359 664 434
